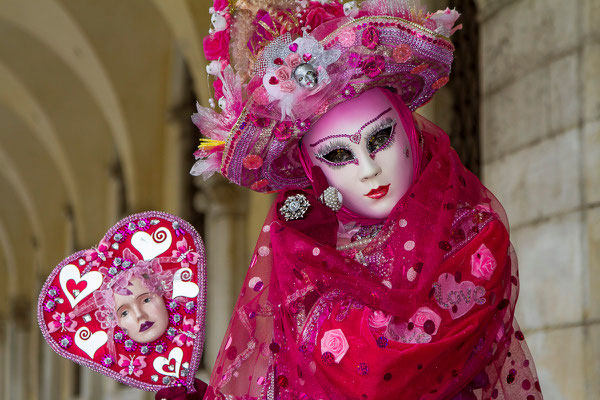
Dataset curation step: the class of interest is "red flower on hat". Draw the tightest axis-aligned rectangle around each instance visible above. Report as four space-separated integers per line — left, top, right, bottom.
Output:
361 26 380 50
273 121 293 140
305 3 344 31
362 55 386 78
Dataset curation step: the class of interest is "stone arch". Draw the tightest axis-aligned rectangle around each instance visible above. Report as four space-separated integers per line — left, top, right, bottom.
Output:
0 61 85 241
151 0 211 103
0 0 138 206
0 220 17 298
0 147 43 261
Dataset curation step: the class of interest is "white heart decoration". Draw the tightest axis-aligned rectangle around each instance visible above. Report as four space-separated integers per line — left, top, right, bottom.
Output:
59 264 103 307
172 267 199 299
153 347 183 378
74 327 108 359
131 227 172 260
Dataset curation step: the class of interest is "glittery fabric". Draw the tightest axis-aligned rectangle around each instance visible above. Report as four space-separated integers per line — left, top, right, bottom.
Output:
204 114 542 400
37 212 207 394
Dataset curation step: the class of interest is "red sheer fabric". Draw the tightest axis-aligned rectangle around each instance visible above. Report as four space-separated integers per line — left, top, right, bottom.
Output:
204 112 542 400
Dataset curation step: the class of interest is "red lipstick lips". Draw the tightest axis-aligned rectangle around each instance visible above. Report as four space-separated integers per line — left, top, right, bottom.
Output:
139 321 154 332
365 185 390 199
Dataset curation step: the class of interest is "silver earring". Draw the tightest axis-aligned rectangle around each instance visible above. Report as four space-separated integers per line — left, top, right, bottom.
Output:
319 187 343 212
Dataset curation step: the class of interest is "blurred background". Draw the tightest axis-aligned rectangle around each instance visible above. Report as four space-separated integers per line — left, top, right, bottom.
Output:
0 0 597 399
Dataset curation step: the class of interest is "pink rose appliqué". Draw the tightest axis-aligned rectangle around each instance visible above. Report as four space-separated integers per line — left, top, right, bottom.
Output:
275 66 292 82
470 243 497 280
320 329 349 363
368 310 392 329
285 53 301 69
409 307 442 335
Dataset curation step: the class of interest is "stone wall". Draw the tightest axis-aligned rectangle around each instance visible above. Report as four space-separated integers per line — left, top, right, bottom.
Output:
476 0 599 399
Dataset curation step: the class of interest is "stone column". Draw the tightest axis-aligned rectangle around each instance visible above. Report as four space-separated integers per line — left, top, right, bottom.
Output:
477 0 599 399
193 175 249 377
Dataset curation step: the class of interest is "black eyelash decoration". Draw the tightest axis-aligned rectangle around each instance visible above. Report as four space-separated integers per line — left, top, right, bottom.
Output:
365 118 397 156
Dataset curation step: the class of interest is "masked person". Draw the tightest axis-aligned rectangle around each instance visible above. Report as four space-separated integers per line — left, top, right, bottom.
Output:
193 1 543 399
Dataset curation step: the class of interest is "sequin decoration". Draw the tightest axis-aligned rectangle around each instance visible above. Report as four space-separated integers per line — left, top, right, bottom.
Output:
277 375 289 388
124 339 137 352
340 85 355 101
113 330 125 343
59 335 73 349
167 327 178 339
269 342 281 353
321 352 335 365
184 300 197 314
515 330 525 341
44 299 56 313
338 28 356 47
393 44 412 63
348 52 362 68
101 354 114 367
357 362 369 376
170 313 182 325
376 336 388 348
47 286 60 298
242 154 264 170
410 62 429 74
250 179 269 191
432 76 449 89
154 342 166 353
168 300 179 312
296 119 311 132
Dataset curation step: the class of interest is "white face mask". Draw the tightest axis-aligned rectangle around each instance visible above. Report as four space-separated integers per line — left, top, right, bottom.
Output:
302 88 414 219
113 278 169 343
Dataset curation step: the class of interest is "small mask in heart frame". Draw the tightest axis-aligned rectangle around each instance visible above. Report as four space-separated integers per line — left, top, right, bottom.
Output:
37 211 206 393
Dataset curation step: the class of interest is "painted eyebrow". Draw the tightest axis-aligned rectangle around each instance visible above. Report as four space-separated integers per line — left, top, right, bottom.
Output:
116 292 151 313
308 107 392 148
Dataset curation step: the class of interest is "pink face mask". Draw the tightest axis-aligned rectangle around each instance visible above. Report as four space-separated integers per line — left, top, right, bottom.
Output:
301 88 415 220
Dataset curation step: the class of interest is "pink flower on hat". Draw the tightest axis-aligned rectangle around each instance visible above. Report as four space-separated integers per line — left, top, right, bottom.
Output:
275 66 292 82
361 26 380 50
429 7 462 36
409 307 441 335
285 53 302 69
368 310 392 329
320 329 349 363
280 80 296 93
471 243 497 280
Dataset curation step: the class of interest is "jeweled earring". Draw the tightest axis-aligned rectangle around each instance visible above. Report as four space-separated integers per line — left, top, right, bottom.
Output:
319 186 343 212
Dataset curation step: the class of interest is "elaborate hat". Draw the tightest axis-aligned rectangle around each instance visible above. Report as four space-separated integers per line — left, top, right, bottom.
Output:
192 0 460 192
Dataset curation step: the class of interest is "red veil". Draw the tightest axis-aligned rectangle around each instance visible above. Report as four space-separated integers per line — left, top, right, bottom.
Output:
203 106 542 400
